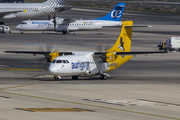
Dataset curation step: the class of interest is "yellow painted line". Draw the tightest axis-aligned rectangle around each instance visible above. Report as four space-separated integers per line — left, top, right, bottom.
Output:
17 108 92 112
0 81 57 90
0 68 46 71
0 91 179 120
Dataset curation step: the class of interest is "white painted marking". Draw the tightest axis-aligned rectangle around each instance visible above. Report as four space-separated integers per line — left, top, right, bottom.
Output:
35 75 54 78
72 8 108 13
86 99 168 106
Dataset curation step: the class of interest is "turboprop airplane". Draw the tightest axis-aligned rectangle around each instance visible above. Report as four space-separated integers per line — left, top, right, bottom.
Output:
5 21 167 80
15 3 125 34
0 0 71 22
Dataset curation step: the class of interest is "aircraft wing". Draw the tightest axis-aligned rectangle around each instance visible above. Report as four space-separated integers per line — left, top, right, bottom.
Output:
63 18 77 23
0 10 24 17
4 51 73 56
55 5 73 12
94 51 167 56
5 51 167 56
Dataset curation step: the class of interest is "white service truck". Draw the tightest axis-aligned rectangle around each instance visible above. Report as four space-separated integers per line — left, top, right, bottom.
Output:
165 37 180 51
0 21 11 34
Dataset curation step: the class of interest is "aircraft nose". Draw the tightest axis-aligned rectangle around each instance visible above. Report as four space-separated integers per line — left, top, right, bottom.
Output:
48 65 58 75
15 25 20 30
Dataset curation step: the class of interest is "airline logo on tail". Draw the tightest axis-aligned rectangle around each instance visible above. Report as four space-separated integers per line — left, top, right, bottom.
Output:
93 3 125 21
111 10 122 18
118 37 124 51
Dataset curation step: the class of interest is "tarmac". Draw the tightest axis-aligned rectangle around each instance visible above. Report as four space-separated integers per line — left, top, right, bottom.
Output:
0 7 180 120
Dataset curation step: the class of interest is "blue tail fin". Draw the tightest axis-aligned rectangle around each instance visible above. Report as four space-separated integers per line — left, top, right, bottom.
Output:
93 3 125 21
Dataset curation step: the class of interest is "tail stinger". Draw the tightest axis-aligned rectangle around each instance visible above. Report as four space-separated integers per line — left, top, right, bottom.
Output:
93 3 125 21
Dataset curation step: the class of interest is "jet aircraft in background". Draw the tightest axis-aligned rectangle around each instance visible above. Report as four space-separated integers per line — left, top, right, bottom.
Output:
0 0 71 22
15 3 125 34
5 21 167 80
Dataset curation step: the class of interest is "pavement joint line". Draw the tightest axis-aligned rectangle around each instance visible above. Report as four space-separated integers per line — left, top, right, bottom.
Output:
0 91 179 120
0 81 57 90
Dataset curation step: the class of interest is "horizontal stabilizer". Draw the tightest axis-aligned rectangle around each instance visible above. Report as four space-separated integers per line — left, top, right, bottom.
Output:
124 25 152 28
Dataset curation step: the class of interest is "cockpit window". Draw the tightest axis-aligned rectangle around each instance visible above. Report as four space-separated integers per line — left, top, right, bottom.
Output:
56 60 62 63
21 22 27 24
55 60 69 64
66 60 69 63
52 60 56 63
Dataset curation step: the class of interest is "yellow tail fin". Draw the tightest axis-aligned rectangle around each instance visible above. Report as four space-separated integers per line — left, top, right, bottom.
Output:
106 21 133 53
105 21 133 72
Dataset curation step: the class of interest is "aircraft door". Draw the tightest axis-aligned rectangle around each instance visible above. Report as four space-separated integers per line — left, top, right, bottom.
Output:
95 22 100 29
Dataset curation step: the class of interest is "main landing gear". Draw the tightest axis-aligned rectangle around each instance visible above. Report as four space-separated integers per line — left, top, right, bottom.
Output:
100 74 107 80
54 76 61 81
100 73 110 80
63 30 70 35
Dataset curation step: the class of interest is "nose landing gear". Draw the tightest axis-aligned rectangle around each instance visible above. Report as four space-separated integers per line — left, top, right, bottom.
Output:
54 76 61 81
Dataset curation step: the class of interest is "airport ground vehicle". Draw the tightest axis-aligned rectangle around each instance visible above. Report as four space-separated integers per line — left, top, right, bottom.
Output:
158 37 180 51
0 21 11 33
157 41 166 50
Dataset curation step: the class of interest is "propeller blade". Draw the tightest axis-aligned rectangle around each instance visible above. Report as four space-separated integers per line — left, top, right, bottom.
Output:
45 44 53 52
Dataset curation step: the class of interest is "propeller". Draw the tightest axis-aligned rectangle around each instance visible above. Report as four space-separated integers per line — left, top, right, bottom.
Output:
96 44 109 52
34 44 54 67
48 14 51 20
53 15 56 30
96 44 109 62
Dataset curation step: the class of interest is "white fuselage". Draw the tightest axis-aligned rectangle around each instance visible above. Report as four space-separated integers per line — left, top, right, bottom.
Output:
0 2 64 19
15 18 122 32
48 52 108 77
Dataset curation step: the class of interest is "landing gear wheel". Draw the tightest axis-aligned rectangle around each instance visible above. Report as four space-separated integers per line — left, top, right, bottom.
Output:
54 76 61 81
20 31 24 34
72 76 78 80
63 30 70 34
100 74 107 80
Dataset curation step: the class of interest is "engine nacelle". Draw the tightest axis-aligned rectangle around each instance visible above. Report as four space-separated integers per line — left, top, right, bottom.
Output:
105 52 116 62
49 52 60 62
3 14 16 19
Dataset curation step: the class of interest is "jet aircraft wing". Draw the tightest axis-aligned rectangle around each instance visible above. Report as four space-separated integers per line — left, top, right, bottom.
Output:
55 5 72 12
0 10 24 17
